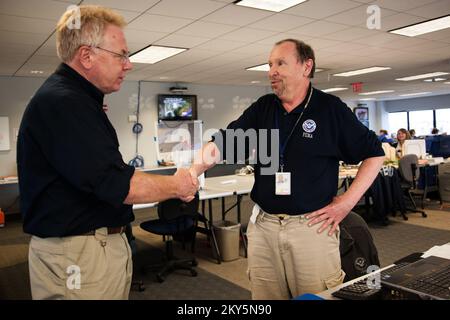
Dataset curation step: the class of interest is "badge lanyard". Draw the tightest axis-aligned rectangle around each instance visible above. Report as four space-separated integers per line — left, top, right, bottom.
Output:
275 87 314 172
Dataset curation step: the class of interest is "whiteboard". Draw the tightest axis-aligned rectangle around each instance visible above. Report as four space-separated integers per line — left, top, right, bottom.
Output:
0 117 10 151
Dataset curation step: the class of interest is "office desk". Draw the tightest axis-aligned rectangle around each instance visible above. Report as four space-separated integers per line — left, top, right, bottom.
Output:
202 174 254 222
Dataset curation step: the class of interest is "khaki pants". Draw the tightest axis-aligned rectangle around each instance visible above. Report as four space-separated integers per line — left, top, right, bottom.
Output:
247 208 345 300
28 228 132 300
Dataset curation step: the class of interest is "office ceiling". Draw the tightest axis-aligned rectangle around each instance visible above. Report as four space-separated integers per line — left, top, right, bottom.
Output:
1 0 450 101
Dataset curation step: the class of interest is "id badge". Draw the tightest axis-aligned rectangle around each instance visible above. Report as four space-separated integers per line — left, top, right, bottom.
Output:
275 172 291 195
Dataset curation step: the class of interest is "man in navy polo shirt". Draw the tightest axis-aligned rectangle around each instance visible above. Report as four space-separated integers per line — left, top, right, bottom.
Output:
191 39 384 299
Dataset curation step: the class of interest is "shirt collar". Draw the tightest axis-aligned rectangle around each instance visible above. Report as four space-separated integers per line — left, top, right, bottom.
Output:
55 63 105 106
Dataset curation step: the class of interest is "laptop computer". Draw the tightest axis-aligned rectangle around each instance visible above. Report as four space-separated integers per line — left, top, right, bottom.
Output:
381 256 450 300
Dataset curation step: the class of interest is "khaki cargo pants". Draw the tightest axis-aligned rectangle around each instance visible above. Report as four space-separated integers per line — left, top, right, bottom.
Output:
247 207 345 300
28 227 132 300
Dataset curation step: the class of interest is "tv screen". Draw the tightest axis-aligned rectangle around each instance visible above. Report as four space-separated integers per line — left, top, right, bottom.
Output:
158 94 197 121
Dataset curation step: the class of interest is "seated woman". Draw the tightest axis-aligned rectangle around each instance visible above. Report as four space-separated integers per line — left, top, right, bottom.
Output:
393 128 411 159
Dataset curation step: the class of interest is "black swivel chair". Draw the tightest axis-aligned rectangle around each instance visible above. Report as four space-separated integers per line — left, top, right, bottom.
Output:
139 194 199 283
398 154 427 218
339 211 380 282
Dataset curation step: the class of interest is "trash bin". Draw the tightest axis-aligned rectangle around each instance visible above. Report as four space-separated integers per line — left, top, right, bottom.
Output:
213 220 241 261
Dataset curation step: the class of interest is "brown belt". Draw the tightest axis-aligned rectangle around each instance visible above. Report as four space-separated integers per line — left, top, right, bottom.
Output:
82 226 126 236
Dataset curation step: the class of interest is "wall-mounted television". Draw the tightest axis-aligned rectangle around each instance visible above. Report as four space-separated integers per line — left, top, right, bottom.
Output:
157 94 197 121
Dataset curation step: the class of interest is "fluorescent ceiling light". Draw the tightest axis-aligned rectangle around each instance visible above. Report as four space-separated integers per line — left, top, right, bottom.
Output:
322 87 348 93
246 63 269 71
251 80 261 84
246 64 323 72
359 90 394 95
399 92 431 97
389 14 450 37
424 78 446 82
30 70 43 74
445 81 450 84
130 45 186 64
396 72 449 81
333 66 391 77
359 98 376 101
234 0 307 12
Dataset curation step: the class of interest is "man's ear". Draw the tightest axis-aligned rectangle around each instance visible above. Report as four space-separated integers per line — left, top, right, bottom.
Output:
303 59 313 78
78 46 93 69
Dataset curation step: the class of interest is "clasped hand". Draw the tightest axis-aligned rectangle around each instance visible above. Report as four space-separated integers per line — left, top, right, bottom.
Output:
174 168 199 202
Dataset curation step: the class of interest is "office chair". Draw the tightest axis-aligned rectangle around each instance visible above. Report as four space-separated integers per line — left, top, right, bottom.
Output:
339 212 380 282
398 154 427 218
438 162 450 209
139 194 199 283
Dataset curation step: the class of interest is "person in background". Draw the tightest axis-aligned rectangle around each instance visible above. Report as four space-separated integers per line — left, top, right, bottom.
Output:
431 128 439 135
378 129 393 143
394 128 411 158
409 129 416 139
190 39 384 299
17 5 198 300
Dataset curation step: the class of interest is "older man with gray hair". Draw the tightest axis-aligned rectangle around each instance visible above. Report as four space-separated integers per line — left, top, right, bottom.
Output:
17 5 198 300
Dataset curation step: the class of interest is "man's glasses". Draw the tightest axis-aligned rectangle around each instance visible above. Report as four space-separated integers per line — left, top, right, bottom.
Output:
92 46 130 64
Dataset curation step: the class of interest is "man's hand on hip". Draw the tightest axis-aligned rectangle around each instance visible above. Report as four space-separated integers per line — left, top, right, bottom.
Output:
305 195 354 236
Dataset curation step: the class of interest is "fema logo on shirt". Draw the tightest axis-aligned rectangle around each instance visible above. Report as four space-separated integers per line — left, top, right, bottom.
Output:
302 119 316 139
302 119 316 133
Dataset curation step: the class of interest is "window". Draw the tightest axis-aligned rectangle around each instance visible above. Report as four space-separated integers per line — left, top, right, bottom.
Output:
388 112 407 136
409 110 434 136
436 108 450 134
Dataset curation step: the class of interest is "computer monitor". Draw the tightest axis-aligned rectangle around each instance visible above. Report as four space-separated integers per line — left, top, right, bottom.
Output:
403 139 426 159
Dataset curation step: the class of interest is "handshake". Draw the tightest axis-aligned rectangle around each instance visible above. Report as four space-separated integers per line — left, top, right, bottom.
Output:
173 167 199 202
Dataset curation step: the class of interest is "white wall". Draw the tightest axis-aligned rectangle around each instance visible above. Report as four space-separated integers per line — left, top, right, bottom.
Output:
0 77 46 177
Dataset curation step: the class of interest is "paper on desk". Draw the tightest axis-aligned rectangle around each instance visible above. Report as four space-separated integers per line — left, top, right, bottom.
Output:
421 243 450 259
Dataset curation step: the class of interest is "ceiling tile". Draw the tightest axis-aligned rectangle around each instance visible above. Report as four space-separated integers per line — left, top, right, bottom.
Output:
82 0 160 12
255 33 313 45
154 34 211 48
219 27 278 42
124 28 167 45
201 5 273 26
323 27 380 41
147 0 226 19
380 13 429 32
289 21 350 37
406 0 450 18
0 14 56 34
195 39 247 52
127 14 193 33
175 21 238 38
284 0 361 19
247 13 315 32
373 0 438 11
0 0 69 20
325 5 397 27
0 30 49 46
